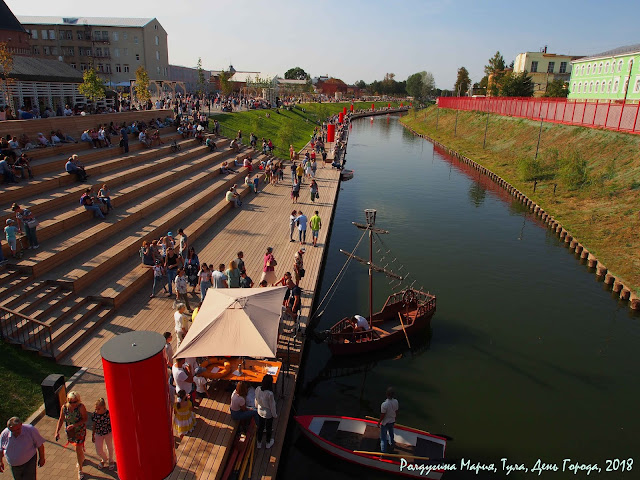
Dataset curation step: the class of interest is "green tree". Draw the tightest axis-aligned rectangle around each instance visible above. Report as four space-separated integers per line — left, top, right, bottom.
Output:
284 67 309 80
484 51 506 76
277 120 296 153
219 70 233 95
196 57 206 97
78 67 106 108
454 67 471 96
420 71 435 99
134 66 151 104
0 42 15 112
543 79 569 98
406 72 424 100
498 71 534 97
355 80 367 90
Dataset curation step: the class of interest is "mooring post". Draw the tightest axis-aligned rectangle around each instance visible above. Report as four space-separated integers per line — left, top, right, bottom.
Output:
534 115 544 161
533 178 538 193
483 111 489 149
435 107 439 131
454 109 459 136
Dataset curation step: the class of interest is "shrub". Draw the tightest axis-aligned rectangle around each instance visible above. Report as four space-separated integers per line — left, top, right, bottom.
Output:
559 151 590 189
516 157 542 181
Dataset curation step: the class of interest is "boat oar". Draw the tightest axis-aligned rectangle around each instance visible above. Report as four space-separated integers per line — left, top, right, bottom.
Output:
397 312 412 349
353 450 430 461
364 416 454 441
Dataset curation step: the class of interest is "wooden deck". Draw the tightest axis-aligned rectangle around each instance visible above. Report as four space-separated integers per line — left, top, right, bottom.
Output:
31 136 344 479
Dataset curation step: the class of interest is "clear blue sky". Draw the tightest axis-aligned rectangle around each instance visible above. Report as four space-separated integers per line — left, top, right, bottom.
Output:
7 0 638 89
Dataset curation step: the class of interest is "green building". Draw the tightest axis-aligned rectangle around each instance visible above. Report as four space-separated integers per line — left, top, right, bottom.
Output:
568 44 640 101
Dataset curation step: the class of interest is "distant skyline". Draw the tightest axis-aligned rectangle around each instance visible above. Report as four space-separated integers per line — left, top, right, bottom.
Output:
6 0 638 89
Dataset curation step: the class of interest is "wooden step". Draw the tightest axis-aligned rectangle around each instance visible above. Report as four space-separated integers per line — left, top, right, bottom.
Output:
1 280 49 310
52 303 114 361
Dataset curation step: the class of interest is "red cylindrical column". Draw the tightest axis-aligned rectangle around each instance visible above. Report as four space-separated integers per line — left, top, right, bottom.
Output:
327 123 335 142
350 104 354 112
338 112 344 123
342 107 347 114
101 331 175 480
371 103 375 110
388 103 391 108
400 102 403 107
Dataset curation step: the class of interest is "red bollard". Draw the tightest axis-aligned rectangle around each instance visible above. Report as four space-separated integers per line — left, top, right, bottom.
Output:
350 104 354 111
327 123 335 142
101 331 175 480
338 112 344 123
371 103 375 110
388 103 391 108
343 107 347 115
400 103 403 107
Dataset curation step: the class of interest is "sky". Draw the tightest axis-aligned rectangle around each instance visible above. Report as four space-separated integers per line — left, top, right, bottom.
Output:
6 0 639 89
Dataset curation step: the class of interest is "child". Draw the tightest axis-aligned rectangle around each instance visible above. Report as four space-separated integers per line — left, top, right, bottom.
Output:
193 367 210 399
92 398 115 470
173 389 196 440
253 176 259 194
4 219 21 258
151 260 168 298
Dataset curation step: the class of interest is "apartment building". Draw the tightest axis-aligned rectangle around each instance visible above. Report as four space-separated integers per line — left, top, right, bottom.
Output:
17 16 169 86
513 49 583 97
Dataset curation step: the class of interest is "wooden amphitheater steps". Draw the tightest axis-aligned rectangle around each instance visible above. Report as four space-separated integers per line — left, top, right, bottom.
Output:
50 154 267 360
0 137 229 259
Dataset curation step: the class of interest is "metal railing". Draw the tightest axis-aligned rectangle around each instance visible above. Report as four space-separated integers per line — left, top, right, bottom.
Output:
437 96 640 135
0 306 54 357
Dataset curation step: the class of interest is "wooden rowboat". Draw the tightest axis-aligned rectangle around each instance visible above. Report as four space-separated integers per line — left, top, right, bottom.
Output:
295 415 448 479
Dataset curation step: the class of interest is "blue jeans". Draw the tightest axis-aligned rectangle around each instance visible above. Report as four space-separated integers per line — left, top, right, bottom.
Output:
167 268 177 295
200 280 211 300
24 224 38 247
152 275 166 296
299 229 306 243
84 204 105 219
230 409 259 424
380 422 395 452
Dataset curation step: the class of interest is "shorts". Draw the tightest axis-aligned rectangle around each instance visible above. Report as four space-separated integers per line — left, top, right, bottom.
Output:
7 238 16 251
312 230 319 238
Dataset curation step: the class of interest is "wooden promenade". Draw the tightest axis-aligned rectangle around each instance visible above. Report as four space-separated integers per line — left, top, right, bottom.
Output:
30 136 343 479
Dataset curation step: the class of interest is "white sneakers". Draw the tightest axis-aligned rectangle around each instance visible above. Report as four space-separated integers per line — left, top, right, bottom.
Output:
256 438 274 449
266 439 275 449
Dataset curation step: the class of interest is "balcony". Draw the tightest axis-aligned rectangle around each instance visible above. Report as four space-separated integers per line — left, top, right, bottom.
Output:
92 38 111 45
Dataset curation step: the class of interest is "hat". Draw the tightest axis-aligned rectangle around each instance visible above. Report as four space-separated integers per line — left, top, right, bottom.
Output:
266 246 273 252
195 366 206 375
299 248 306 254
167 231 173 237
6 219 14 224
155 260 161 265
23 209 31 216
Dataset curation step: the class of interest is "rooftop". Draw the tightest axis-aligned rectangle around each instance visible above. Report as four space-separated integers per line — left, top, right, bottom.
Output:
0 56 83 82
0 0 27 33
16 15 155 28
574 43 640 62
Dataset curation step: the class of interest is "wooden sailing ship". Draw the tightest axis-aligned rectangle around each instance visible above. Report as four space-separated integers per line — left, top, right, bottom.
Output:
325 209 436 356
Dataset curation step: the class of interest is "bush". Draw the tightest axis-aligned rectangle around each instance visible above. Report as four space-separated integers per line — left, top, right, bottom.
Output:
559 151 590 189
516 157 543 181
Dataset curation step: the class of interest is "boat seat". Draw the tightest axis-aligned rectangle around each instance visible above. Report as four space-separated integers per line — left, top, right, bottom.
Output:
338 419 366 435
372 326 389 337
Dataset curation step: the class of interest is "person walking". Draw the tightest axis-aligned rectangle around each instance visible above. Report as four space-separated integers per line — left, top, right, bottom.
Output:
296 211 308 245
91 398 115 471
120 125 129 153
310 210 322 247
255 375 278 449
211 264 229 288
174 268 192 312
197 263 212 300
260 247 277 285
289 210 298 243
55 391 88 479
377 387 399 453
174 303 190 347
0 417 46 480
309 179 319 203
225 261 240 288
293 248 305 286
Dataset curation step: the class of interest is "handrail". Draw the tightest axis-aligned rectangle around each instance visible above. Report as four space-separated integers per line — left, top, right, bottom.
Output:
0 305 53 357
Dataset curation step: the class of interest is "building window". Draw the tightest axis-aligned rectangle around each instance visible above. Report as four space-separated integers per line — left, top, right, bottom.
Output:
32 45 39 54
134 36 139 44
97 64 104 72
572 82 576 92
157 66 161 74
104 47 110 57
102 31 108 40
587 64 591 75
124 48 128 56
43 46 50 55
154 24 158 30
605 61 609 73
618 60 623 72
613 78 619 92
607 81 611 93
31 30 38 39
114 48 119 57
48 30 55 40
589 81 594 93
634 76 640 94
116 64 121 73
581 65 585 75
95 47 102 57
600 81 605 93
155 36 159 46
547 62 555 73
124 64 130 73
51 47 58 56
71 63 76 69
156 51 159 60
136 53 140 61
164 67 168 77
42 29 48 40
68 47 75 56
559 62 567 74
80 63 87 71
598 62 603 74
105 64 111 73
577 82 581 93
530 61 538 73
113 32 118 41
76 30 82 40
595 81 599 92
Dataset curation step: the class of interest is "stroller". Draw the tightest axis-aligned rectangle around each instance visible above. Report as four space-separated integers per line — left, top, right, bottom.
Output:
169 140 181 153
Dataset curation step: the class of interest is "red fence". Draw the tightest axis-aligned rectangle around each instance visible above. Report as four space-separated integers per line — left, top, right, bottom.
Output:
437 97 640 135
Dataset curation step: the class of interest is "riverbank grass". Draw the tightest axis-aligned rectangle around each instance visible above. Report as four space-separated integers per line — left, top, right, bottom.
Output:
0 342 78 427
401 106 640 294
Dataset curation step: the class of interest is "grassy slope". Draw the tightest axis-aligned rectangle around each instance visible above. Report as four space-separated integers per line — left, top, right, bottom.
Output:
401 106 640 294
209 101 403 153
0 342 78 426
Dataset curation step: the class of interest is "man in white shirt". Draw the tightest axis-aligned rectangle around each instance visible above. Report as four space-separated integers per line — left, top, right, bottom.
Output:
172 358 196 406
378 387 399 453
174 303 189 347
0 417 46 478
352 314 370 331
63 105 73 116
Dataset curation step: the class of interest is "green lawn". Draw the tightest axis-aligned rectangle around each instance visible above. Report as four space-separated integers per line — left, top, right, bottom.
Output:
0 342 78 427
209 101 404 154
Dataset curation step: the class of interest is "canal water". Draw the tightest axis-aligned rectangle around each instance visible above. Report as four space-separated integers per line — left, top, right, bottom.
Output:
278 115 639 479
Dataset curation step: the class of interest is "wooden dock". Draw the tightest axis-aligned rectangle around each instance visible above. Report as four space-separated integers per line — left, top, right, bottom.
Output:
30 135 344 479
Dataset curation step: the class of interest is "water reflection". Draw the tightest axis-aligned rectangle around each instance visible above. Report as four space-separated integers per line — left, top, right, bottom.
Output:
468 181 487 208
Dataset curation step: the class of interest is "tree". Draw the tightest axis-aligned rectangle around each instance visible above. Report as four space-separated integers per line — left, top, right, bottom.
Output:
134 66 151 104
406 72 424 99
355 80 367 90
219 70 233 96
484 51 506 76
284 67 309 80
420 71 436 99
498 71 534 97
543 79 569 98
78 67 106 108
454 67 471 96
196 57 206 97
0 42 14 112
277 120 296 153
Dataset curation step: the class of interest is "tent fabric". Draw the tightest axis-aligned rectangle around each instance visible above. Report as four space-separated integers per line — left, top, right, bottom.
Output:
174 287 286 359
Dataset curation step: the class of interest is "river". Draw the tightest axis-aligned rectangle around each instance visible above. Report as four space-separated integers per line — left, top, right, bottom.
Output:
278 114 639 479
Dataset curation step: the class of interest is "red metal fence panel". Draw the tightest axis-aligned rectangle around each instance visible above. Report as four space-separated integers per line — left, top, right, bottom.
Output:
436 97 640 135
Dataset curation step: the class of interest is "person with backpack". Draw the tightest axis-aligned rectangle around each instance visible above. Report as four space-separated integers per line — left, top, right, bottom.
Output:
80 188 105 219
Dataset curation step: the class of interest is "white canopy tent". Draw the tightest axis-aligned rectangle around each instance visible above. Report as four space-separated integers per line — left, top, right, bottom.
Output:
173 287 287 359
